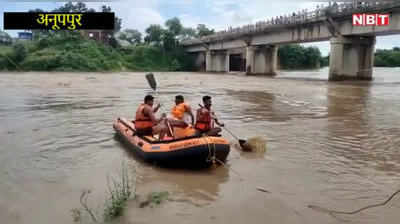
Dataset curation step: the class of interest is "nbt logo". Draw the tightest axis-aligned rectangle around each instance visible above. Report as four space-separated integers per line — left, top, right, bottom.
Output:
353 14 390 26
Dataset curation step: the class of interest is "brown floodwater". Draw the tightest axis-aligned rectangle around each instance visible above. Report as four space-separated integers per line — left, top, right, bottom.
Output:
1 68 400 224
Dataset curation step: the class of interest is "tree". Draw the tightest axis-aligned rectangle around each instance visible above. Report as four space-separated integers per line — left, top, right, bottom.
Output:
165 17 183 36
304 47 322 68
53 1 93 12
162 30 176 51
178 27 196 41
97 5 122 48
196 24 215 37
12 43 27 62
144 25 164 45
101 5 122 32
278 44 323 69
118 29 142 45
0 30 12 45
28 8 51 39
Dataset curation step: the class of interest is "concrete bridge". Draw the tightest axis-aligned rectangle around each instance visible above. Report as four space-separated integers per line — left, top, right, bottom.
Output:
182 1 400 81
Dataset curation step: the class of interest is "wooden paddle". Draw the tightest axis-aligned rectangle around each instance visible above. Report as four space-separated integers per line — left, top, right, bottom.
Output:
118 118 136 134
145 73 174 138
198 104 248 148
145 73 157 91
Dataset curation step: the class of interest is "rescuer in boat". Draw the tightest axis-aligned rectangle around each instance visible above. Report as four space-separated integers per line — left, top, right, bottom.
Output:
166 95 197 138
170 95 194 127
134 95 170 140
195 95 224 136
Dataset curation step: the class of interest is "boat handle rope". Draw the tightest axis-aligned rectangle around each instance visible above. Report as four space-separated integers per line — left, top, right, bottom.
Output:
204 136 216 164
203 136 244 181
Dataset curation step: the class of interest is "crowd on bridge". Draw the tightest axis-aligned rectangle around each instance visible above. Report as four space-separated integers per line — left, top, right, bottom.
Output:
184 1 397 43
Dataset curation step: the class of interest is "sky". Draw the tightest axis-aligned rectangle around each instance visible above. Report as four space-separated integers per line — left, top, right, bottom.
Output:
1 0 400 56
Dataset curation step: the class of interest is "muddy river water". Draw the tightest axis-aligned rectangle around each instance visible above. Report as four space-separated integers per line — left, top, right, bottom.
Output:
1 68 400 224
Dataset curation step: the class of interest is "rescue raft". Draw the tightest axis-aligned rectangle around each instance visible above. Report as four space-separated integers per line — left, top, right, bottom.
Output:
113 117 230 167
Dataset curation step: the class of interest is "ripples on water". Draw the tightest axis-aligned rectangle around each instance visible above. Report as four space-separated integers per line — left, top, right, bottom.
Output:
1 69 400 223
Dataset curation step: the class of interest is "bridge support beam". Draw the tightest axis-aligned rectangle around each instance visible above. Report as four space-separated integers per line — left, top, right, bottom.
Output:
205 50 229 72
206 50 212 72
193 52 206 71
246 45 277 76
329 36 376 81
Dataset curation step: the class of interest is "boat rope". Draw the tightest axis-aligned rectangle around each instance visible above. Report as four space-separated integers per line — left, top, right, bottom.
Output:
308 189 400 215
203 135 245 180
214 157 244 181
202 135 273 194
204 135 216 164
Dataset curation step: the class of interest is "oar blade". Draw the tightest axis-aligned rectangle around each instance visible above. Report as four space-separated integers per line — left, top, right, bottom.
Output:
145 73 157 91
239 139 252 151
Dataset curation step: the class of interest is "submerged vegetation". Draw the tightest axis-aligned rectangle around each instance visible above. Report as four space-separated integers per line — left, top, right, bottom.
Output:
72 162 136 223
103 163 134 222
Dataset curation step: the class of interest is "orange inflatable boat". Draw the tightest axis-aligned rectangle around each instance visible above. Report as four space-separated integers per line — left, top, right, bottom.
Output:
113 117 230 167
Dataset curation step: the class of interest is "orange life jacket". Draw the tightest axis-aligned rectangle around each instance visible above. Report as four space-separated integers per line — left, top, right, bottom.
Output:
135 104 154 130
171 103 189 120
195 108 213 131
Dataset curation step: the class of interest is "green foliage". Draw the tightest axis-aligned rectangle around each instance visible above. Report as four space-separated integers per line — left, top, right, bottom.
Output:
101 5 122 32
0 16 207 72
70 162 135 224
196 24 215 37
162 30 177 51
12 43 27 62
118 29 142 45
320 55 329 67
179 27 197 41
49 2 121 34
165 17 183 36
147 191 169 205
53 1 92 12
278 44 324 69
374 48 400 67
0 30 12 45
0 45 12 54
103 163 134 222
144 25 164 45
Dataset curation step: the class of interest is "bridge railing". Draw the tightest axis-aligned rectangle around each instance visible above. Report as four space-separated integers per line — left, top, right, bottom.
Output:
182 1 400 45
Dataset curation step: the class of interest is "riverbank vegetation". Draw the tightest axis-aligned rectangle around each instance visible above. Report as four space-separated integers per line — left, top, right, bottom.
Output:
278 44 327 69
374 47 400 67
0 1 210 72
0 32 328 72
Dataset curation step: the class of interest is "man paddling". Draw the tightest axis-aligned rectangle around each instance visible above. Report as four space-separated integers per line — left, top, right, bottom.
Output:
134 95 170 140
195 95 224 136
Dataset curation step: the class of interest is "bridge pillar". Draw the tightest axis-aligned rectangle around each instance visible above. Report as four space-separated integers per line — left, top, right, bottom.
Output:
246 45 278 76
193 52 205 71
225 52 230 72
245 46 255 74
205 50 229 72
205 50 212 72
329 36 376 81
